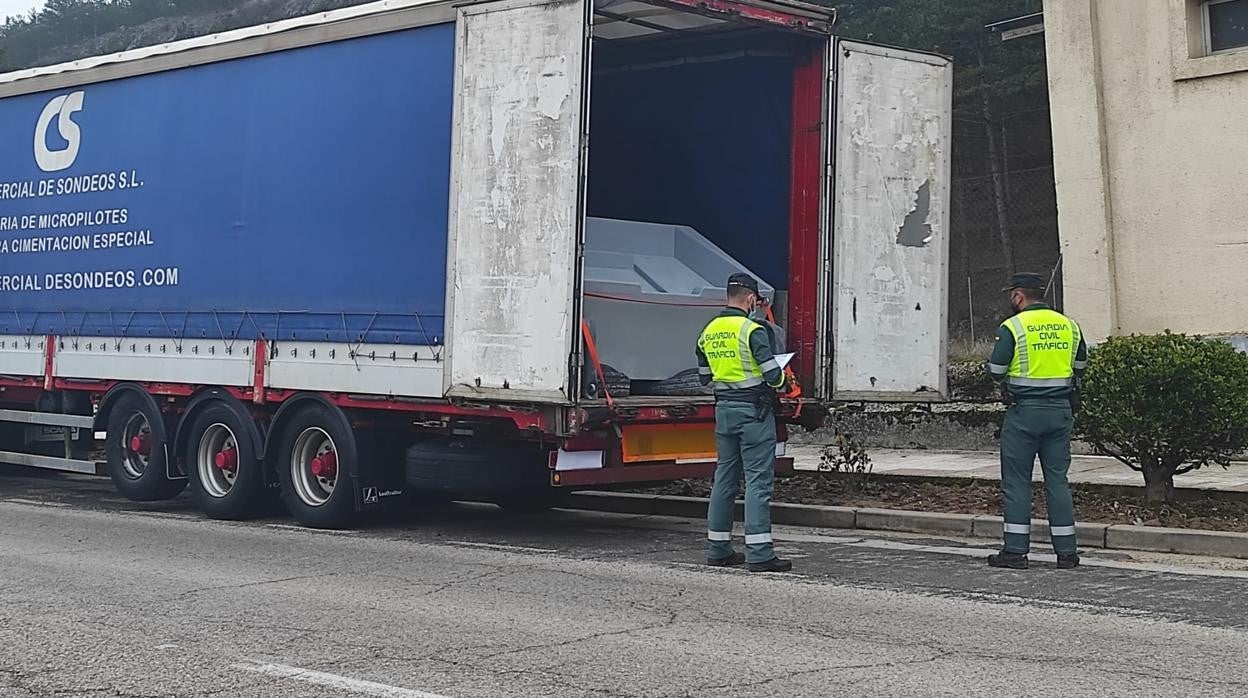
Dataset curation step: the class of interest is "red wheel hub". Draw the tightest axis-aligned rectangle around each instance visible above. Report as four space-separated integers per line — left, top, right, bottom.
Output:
311 451 337 479
214 447 238 473
129 433 151 456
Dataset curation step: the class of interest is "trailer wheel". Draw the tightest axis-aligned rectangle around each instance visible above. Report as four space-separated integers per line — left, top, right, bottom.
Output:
104 394 186 501
276 404 357 529
186 403 264 520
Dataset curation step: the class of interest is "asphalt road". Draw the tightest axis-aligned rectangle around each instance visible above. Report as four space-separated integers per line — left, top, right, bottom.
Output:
4 467 1248 697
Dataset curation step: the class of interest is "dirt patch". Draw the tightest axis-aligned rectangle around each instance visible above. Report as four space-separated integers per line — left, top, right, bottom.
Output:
631 473 1248 533
790 397 1015 453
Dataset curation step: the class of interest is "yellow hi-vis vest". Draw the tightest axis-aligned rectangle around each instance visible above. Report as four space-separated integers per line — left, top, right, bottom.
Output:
1002 308 1082 388
699 315 770 390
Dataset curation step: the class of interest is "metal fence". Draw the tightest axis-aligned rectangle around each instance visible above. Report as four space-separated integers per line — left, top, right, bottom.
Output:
948 165 1061 350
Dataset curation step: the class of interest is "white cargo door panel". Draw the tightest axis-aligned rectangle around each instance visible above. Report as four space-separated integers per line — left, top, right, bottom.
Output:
828 40 952 401
444 0 588 403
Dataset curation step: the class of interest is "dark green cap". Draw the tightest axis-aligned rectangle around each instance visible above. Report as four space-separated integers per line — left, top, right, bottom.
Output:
727 273 760 295
1003 272 1046 291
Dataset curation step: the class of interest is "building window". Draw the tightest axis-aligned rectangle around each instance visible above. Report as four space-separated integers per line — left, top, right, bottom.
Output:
1205 0 1248 54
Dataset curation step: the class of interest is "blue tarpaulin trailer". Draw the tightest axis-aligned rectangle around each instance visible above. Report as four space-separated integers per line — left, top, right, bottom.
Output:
0 24 455 345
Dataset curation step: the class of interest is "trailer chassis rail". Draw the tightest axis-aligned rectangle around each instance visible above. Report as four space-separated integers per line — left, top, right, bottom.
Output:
0 409 100 474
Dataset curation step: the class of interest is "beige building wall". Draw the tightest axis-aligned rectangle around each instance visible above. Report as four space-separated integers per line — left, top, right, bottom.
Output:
1044 0 1248 342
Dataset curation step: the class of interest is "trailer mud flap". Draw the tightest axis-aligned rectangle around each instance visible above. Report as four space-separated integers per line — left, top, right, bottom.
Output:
351 437 408 512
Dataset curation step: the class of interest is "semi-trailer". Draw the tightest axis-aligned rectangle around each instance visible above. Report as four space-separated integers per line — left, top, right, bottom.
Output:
0 0 951 528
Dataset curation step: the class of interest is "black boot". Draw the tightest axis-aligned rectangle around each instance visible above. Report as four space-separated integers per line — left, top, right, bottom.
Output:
1057 554 1081 569
748 557 793 573
987 551 1029 569
708 552 745 567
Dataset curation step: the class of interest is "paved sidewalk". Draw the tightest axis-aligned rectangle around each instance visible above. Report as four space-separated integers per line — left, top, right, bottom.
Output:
790 446 1248 493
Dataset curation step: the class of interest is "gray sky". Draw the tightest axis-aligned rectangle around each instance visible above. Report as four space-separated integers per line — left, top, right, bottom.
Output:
0 0 42 21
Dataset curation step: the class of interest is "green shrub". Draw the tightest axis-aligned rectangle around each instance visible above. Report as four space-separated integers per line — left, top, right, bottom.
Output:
1077 332 1248 503
819 429 873 496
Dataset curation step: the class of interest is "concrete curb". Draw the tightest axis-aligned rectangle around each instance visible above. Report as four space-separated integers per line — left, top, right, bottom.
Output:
564 492 1248 560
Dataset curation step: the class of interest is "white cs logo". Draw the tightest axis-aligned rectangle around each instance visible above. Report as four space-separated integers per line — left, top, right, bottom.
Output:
34 90 85 173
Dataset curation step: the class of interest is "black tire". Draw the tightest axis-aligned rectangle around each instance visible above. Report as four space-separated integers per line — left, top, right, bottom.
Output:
275 404 358 529
405 441 560 510
583 363 631 399
185 403 264 520
405 441 508 494
642 368 714 397
104 394 186 502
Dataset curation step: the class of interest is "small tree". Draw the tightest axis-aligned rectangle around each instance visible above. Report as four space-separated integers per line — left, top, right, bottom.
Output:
1077 333 1248 503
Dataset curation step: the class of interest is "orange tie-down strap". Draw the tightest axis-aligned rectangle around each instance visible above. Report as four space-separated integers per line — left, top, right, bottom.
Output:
580 320 615 410
763 305 803 414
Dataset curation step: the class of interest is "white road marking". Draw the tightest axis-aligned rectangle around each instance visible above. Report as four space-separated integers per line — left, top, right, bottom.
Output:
233 661 450 698
447 541 557 554
3 498 69 507
266 523 359 536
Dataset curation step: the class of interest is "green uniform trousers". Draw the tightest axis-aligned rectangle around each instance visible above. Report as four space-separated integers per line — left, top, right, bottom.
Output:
1000 399 1078 556
707 400 777 564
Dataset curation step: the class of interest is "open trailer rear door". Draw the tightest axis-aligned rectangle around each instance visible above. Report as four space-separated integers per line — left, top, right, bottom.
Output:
825 40 952 401
444 0 591 403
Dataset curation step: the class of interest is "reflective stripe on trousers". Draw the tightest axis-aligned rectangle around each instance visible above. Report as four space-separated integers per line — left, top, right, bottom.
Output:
1000 402 1078 556
707 401 777 564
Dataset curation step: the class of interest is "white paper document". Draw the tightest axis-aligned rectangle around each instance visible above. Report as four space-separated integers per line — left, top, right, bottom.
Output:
774 353 795 370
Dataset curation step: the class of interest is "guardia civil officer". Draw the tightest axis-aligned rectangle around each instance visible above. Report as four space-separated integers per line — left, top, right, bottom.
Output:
695 273 791 573
987 273 1088 570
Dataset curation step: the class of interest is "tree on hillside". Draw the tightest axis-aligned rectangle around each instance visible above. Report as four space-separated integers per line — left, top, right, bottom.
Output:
833 0 1047 276
0 1 376 71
